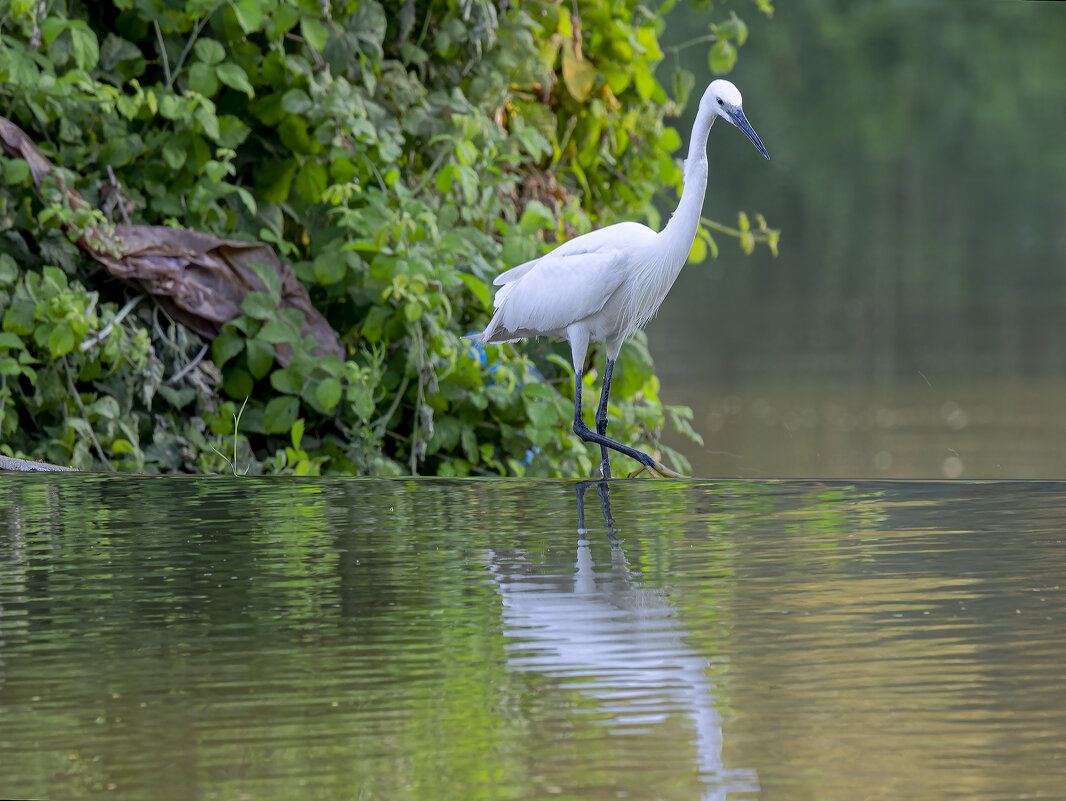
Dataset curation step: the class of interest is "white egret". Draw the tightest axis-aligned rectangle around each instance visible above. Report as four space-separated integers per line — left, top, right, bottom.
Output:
476 79 769 477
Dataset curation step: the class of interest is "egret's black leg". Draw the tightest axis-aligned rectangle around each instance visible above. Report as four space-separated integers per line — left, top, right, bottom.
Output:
573 374 658 471
594 359 615 478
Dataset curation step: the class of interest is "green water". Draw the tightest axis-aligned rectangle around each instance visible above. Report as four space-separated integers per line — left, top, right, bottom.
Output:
3 475 1065 800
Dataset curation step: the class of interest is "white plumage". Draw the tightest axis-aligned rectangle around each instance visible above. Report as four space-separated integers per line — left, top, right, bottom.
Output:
476 79 769 477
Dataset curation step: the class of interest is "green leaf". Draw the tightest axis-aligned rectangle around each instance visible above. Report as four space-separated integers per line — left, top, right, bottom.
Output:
277 308 305 331
633 63 658 102
525 424 554 448
159 93 183 119
264 395 299 433
241 291 278 320
312 251 347 285
348 382 374 419
247 261 282 298
719 13 748 46
636 26 664 61
279 115 314 153
245 337 274 379
522 381 556 400
231 0 264 34
222 367 253 399
212 331 245 366
270 366 303 395
99 34 141 70
435 164 455 194
194 39 226 65
43 265 67 291
294 159 328 203
188 62 220 97
3 158 30 186
689 233 707 263
673 67 696 109
361 306 389 343
87 395 120 420
660 127 682 153
300 16 330 52
256 158 298 203
315 377 342 412
3 301 35 335
525 399 558 429
668 405 704 446
48 322 76 357
195 105 221 140
455 165 477 205
0 254 17 285
157 384 195 409
258 319 296 344
234 187 257 216
162 139 187 170
269 4 301 39
281 89 312 115
459 273 491 310
70 23 99 70
216 62 255 98
0 332 24 350
601 63 632 95
709 39 737 74
0 357 20 376
41 17 68 46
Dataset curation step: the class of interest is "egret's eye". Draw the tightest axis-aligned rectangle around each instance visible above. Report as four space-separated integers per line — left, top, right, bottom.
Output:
717 98 724 106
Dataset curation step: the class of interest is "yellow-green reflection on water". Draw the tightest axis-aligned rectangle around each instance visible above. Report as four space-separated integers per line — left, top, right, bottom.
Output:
1 476 1064 800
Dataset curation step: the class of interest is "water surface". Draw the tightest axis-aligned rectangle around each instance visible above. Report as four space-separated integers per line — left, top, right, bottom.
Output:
2 475 1065 800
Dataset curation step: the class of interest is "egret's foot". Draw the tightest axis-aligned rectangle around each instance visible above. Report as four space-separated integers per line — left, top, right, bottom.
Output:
627 459 684 479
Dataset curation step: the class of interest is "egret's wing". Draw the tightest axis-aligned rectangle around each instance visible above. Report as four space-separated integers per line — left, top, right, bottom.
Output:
489 249 626 338
492 221 653 287
493 257 539 286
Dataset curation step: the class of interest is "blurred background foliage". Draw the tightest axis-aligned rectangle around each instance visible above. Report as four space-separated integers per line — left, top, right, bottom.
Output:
0 0 773 475
651 1 1066 478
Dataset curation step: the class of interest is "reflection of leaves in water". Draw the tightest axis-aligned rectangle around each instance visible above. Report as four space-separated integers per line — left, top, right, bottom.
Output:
6 478 1066 800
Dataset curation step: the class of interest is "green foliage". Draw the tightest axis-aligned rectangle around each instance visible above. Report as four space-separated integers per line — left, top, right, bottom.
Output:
0 0 772 475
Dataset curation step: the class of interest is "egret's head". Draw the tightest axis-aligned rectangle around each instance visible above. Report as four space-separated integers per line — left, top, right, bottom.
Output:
701 79 769 160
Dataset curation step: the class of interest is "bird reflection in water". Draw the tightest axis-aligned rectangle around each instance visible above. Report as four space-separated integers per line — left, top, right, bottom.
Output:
485 480 759 800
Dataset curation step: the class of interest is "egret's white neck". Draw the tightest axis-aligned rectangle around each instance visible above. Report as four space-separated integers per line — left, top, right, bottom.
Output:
660 108 716 264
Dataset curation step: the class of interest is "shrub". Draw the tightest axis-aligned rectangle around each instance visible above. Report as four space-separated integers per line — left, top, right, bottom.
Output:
0 0 772 475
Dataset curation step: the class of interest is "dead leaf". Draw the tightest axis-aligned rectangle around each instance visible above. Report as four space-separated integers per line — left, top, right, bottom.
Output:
561 41 595 102
0 115 343 365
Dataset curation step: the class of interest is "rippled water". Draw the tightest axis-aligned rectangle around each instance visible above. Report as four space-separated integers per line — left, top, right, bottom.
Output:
2 476 1065 800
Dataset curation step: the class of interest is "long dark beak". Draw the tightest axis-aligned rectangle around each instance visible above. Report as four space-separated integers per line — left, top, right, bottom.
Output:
728 107 770 160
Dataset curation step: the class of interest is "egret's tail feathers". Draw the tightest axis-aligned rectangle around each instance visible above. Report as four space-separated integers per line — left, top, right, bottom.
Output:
476 326 521 344
466 310 520 345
